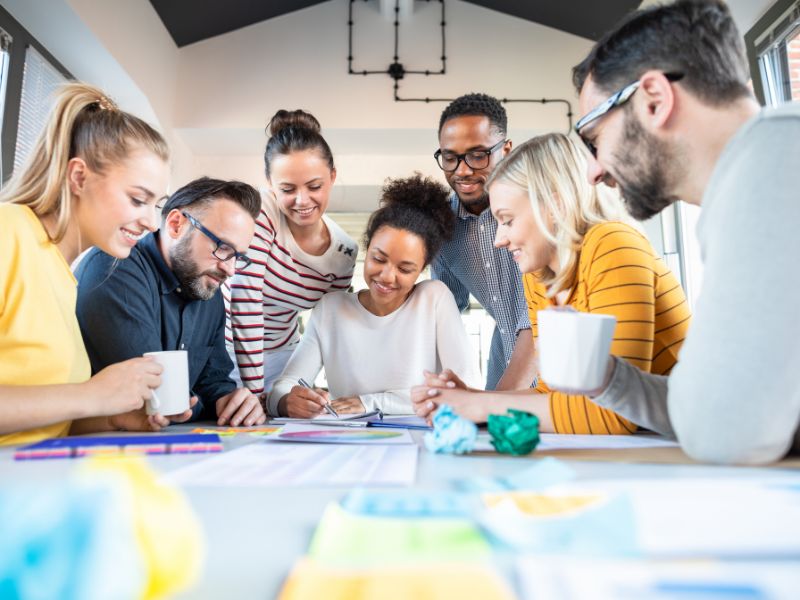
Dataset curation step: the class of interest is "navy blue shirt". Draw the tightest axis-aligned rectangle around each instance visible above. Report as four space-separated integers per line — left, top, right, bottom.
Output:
74 232 235 420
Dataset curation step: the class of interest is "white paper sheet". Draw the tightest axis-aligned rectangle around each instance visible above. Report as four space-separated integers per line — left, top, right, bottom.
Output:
474 433 678 452
536 433 679 451
166 443 418 487
549 478 800 558
517 556 800 600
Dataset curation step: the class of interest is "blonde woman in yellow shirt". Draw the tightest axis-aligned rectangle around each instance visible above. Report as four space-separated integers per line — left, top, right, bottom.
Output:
0 83 180 445
413 133 691 434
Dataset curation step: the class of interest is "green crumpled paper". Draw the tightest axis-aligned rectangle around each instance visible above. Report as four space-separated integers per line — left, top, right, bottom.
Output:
488 409 540 455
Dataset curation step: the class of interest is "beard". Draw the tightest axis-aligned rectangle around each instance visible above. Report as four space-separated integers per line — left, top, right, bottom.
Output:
459 190 490 213
170 234 227 301
614 113 682 221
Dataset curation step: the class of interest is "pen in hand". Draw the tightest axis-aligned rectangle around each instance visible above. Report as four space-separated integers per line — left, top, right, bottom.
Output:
298 377 338 418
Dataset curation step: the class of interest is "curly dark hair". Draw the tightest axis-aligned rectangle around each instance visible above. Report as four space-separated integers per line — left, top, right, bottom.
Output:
263 108 334 180
438 92 507 136
573 0 750 105
364 174 455 266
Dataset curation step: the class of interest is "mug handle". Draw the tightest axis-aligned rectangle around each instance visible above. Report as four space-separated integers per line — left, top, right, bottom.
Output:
148 389 161 412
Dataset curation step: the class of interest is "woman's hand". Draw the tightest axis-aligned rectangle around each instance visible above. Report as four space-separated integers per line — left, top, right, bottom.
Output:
330 396 366 415
279 385 330 418
422 368 468 390
412 386 489 424
85 357 163 416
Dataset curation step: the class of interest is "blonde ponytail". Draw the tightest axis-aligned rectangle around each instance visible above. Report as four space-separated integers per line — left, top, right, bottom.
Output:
0 82 169 242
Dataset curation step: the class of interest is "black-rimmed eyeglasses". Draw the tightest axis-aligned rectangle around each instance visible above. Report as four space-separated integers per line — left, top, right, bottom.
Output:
574 72 684 158
181 211 252 270
434 138 507 172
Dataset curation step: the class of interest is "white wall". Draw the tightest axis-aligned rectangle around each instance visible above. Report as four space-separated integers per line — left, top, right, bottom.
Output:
3 0 779 203
172 0 593 201
1 0 195 187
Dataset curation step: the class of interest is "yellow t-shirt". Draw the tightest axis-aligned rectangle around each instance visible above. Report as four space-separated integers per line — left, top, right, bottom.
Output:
524 222 691 434
0 204 91 445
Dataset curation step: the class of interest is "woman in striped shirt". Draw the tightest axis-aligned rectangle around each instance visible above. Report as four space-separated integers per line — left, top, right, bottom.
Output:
412 133 691 434
225 110 358 396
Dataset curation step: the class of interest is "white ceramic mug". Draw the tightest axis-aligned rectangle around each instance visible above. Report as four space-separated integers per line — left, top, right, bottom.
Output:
537 309 616 392
143 350 190 416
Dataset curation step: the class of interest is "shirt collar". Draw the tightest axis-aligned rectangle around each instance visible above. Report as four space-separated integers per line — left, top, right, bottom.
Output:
451 192 491 221
140 231 182 296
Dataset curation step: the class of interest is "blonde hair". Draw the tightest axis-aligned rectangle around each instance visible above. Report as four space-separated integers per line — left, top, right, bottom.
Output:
0 82 170 243
487 133 632 296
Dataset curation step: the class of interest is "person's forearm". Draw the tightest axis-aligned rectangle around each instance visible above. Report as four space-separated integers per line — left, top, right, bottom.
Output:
495 330 537 391
69 416 114 435
591 357 674 437
0 383 96 434
469 389 555 432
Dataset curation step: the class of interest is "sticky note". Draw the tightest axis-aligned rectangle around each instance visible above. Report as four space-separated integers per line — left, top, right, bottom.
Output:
309 504 489 565
278 558 517 600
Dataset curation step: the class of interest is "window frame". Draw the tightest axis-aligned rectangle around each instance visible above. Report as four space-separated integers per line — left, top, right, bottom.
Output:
745 0 800 106
0 5 71 183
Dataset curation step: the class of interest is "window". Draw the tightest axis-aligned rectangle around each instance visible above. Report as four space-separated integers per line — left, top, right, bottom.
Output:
13 45 67 171
746 0 800 107
0 5 71 184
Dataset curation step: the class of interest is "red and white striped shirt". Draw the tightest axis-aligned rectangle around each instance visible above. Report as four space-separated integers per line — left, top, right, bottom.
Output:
224 195 357 394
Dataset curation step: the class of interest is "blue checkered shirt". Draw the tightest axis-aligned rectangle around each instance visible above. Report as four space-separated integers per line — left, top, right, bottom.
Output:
431 193 531 390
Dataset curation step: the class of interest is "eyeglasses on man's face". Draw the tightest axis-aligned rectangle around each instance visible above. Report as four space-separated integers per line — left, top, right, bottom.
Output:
434 138 508 172
181 211 252 270
575 72 684 158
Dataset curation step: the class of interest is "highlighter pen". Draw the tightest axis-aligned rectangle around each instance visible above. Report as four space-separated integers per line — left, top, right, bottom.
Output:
298 377 339 418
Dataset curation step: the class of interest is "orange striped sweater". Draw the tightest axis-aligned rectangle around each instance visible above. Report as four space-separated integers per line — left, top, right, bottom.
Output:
524 222 691 434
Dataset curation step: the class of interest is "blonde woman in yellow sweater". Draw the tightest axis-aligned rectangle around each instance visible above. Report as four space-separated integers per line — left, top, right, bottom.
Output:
412 133 691 434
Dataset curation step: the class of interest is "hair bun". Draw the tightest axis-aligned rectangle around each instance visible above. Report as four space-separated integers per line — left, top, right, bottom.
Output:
267 109 321 137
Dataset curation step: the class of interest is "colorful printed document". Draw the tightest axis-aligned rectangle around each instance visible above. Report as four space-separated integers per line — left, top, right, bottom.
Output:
14 433 223 460
190 426 281 437
279 559 516 600
166 443 418 487
309 503 489 565
272 423 414 445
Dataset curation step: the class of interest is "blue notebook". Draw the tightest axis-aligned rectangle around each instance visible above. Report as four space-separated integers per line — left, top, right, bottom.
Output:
367 416 432 430
14 433 223 460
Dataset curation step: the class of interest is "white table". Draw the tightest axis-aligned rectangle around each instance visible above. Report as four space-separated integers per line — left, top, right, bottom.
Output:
3 427 799 599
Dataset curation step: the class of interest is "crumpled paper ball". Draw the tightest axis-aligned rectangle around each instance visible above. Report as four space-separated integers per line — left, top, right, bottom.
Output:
424 405 478 454
488 409 540 456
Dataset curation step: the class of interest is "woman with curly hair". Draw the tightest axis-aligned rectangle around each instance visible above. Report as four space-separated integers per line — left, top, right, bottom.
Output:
268 174 481 417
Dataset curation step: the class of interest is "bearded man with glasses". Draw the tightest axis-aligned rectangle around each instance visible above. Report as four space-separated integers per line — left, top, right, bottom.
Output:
75 177 267 431
427 93 536 392
569 0 800 465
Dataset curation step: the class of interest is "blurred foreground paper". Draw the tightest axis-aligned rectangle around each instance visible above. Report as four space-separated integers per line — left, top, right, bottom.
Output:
517 556 800 600
309 503 490 565
0 456 204 600
279 558 516 600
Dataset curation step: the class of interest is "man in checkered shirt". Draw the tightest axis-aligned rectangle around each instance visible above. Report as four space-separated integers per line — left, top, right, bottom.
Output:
431 93 535 391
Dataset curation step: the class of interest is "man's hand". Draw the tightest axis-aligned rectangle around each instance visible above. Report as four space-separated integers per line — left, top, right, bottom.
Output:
110 396 198 432
216 388 267 426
